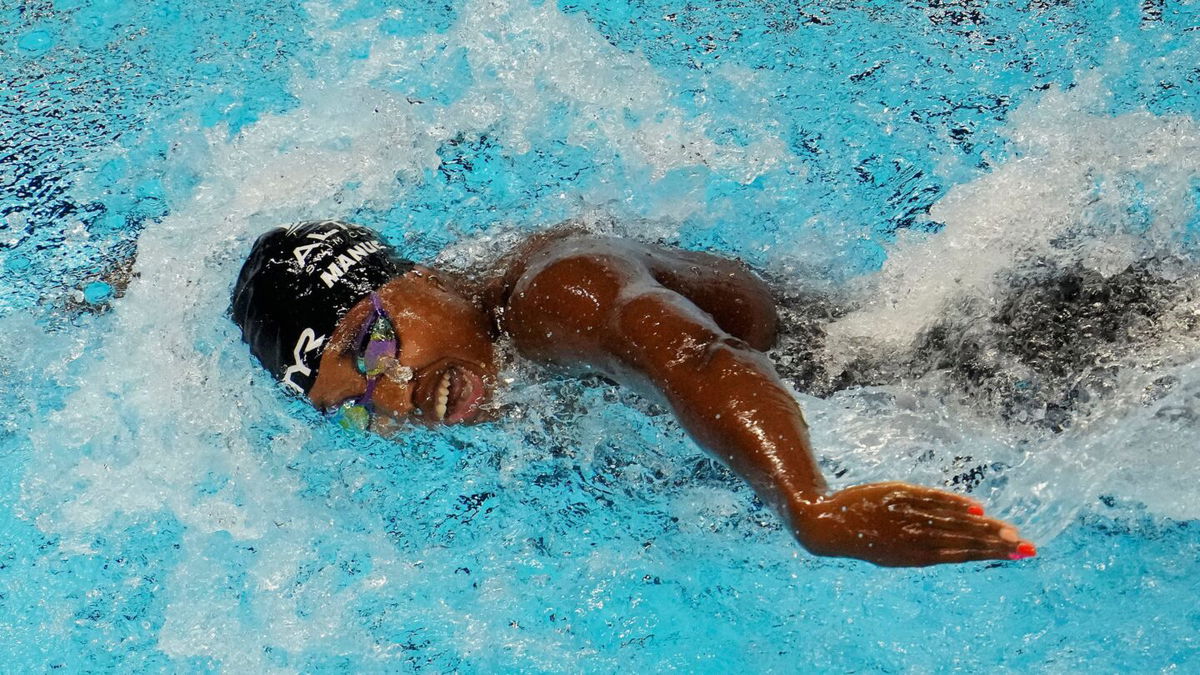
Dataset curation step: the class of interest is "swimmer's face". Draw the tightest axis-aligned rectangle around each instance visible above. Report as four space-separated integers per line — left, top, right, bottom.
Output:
308 266 498 429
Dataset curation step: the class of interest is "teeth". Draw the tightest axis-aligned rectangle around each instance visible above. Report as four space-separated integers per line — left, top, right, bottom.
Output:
434 372 450 420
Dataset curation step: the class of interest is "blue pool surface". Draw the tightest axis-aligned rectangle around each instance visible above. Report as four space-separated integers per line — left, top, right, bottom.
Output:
2 0 1200 671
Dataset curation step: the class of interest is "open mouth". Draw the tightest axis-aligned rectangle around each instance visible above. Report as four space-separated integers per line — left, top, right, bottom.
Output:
416 361 488 424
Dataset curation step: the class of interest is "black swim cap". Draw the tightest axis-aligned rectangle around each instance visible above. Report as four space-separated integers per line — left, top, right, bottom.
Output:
231 220 415 395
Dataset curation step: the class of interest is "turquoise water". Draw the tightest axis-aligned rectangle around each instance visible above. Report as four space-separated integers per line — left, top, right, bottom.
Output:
3 0 1199 671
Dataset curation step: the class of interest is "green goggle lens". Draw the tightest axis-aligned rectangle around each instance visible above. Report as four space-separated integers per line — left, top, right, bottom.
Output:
334 400 372 431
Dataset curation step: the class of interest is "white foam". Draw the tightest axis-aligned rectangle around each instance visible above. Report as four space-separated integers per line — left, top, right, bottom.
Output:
19 0 795 665
310 0 789 224
17 0 1200 663
812 71 1200 535
825 72 1200 355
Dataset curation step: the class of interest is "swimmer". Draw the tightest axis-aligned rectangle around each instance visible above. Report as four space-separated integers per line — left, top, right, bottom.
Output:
231 220 1036 567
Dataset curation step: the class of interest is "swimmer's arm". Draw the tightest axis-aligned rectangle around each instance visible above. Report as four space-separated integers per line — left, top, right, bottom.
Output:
612 289 1032 567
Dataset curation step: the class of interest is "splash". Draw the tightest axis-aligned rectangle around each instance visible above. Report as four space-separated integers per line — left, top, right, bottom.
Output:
813 72 1200 534
8 0 1200 669
16 0 793 665
826 73 1200 352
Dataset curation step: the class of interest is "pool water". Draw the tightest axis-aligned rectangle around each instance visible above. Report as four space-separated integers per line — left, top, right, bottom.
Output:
3 0 1199 671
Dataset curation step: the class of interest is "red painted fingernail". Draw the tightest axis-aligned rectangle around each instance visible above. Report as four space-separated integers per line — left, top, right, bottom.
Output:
1009 543 1037 560
967 504 984 516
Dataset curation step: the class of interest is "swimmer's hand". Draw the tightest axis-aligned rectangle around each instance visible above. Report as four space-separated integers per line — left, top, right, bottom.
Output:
792 482 1035 567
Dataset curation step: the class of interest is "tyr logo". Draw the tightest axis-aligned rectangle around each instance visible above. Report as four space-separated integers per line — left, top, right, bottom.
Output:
281 328 326 394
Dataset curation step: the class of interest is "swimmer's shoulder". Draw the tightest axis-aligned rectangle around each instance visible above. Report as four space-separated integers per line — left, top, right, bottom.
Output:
479 224 637 310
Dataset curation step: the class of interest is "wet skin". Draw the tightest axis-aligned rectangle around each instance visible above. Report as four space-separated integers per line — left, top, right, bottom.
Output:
308 233 1034 567
308 267 498 432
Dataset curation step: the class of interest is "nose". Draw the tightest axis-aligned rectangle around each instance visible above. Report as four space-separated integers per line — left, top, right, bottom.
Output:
380 358 415 385
366 366 420 420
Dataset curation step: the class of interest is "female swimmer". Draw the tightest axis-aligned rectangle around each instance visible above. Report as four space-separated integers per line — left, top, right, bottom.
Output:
231 220 1036 567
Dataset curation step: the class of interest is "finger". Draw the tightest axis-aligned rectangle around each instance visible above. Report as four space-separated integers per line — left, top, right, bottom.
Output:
904 508 1021 542
935 547 1011 564
896 521 1013 551
934 530 1016 553
893 492 985 515
926 529 1038 562
891 503 1018 537
939 539 1038 564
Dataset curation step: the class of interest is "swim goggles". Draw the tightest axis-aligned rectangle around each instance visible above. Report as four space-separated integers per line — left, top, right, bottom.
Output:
330 293 409 431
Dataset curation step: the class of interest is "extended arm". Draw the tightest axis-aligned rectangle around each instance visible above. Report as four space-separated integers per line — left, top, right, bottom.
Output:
504 249 1033 566
611 288 1032 566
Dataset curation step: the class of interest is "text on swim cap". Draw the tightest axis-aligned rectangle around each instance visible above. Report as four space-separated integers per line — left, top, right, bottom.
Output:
318 239 385 288
291 226 342 267
286 222 388 289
